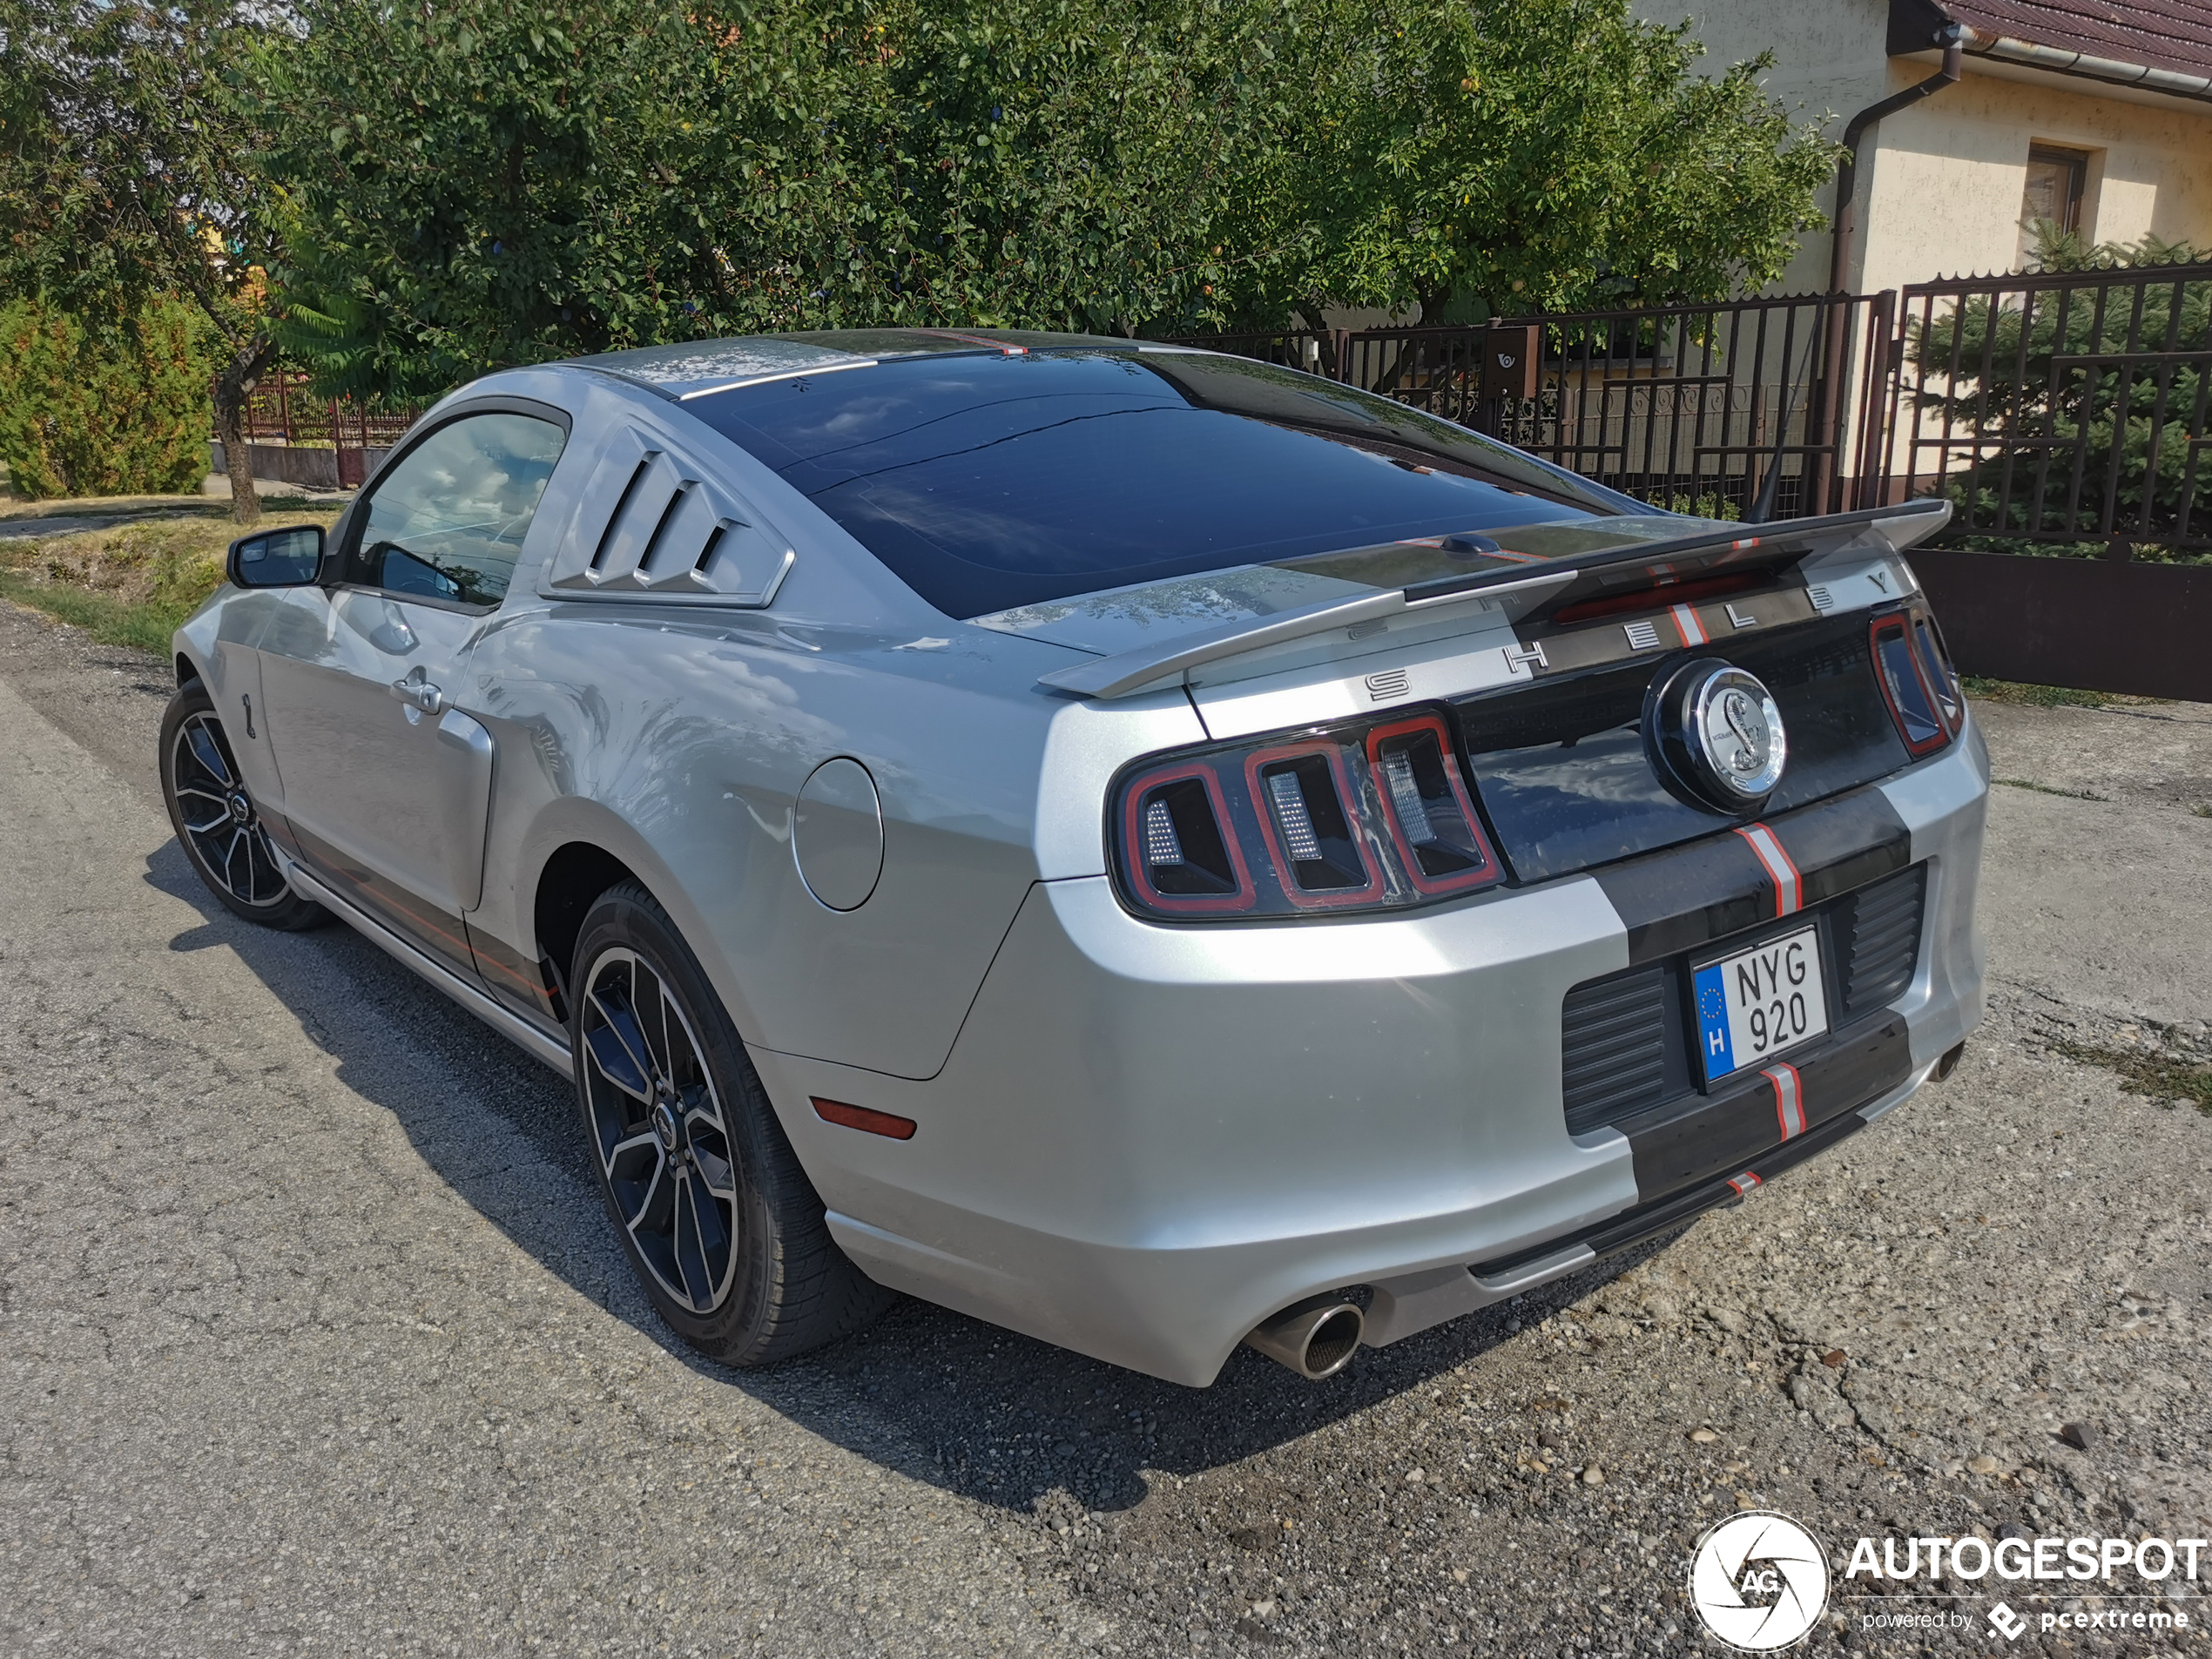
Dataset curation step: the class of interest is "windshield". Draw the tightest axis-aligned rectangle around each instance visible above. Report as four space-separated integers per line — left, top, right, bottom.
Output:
685 347 1633 617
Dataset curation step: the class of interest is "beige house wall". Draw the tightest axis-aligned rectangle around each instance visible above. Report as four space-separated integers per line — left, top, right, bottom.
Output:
1855 69 2212 292
1635 0 2212 293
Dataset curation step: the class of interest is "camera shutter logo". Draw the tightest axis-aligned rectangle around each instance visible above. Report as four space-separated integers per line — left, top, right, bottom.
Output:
1688 1511 1830 1650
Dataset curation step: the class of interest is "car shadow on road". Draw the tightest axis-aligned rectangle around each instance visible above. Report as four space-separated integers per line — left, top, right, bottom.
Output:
149 840 1662 1519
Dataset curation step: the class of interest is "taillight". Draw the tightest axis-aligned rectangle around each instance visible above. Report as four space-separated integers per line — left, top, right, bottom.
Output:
1364 713 1503 895
1245 742 1383 907
1911 612 1965 737
1109 706 1506 922
1871 610 1950 756
1120 761 1255 914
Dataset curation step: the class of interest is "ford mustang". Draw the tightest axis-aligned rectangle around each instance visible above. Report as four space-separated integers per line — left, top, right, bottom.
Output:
162 330 1986 1384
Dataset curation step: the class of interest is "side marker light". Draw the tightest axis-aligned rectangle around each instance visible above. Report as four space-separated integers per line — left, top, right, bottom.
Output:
812 1097 917 1140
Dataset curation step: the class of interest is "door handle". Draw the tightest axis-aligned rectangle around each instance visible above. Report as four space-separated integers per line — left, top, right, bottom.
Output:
389 675 446 715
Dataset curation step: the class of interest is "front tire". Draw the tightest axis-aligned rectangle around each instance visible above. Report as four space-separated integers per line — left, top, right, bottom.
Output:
570 881 892 1364
158 681 328 930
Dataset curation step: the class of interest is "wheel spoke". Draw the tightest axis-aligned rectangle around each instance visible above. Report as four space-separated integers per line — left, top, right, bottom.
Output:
583 1014 652 1102
685 1111 737 1198
183 719 236 789
586 981 656 1092
221 827 250 896
244 828 283 904
671 1175 714 1310
609 1133 666 1231
686 1170 733 1297
631 962 671 1078
624 1156 684 1293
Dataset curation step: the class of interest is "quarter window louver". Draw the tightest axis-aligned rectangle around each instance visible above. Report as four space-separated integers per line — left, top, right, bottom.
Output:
540 424 795 608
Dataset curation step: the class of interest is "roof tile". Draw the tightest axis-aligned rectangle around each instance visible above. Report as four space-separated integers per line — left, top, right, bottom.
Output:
1937 0 2212 79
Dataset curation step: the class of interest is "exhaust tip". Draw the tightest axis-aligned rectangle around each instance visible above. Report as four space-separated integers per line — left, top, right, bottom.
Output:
1244 1295 1366 1380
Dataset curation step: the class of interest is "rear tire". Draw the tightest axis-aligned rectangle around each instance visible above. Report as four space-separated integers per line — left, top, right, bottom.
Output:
570 881 893 1364
158 681 329 931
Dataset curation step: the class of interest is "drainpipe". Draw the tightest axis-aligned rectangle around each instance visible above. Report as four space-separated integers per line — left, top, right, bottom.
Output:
1827 24 1966 295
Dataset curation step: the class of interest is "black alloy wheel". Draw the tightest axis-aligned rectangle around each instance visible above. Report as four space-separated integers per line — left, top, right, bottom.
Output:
570 881 893 1363
580 943 744 1315
158 681 328 930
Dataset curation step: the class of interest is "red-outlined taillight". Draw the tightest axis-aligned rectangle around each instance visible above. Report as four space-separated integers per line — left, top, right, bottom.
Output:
1117 759 1257 915
1910 611 1965 737
1242 739 1384 909
1363 712 1505 896
1870 613 1950 757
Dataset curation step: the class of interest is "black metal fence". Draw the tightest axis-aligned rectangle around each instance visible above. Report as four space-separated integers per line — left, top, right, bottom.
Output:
1177 295 1898 522
226 371 426 488
1179 274 2211 698
1881 260 2212 557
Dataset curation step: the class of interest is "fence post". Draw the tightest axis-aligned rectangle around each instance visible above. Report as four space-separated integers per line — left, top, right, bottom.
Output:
1853 289 1897 509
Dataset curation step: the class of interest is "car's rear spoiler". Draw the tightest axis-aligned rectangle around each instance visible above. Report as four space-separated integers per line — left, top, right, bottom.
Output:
1034 499 1952 700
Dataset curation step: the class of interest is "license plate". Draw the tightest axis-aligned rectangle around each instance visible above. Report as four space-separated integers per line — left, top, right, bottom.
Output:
1693 925 1828 1080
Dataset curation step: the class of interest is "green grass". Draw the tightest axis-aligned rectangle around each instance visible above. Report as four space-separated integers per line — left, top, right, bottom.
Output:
2051 1039 2212 1116
0 566 194 653
0 504 341 655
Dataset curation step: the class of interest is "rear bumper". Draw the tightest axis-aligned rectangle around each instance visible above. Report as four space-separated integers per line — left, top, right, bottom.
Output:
755 723 1988 1386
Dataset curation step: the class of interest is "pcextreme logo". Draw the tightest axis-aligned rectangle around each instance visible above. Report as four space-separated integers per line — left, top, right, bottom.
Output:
1689 1512 1831 1651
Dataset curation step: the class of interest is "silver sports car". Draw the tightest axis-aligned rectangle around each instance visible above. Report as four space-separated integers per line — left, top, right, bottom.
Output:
165 330 1986 1385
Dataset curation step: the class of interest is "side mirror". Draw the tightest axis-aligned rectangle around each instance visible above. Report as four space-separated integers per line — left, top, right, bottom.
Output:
226 525 325 589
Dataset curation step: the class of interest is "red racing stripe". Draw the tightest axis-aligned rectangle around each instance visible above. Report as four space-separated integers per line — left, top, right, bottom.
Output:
1727 1170 1763 1197
1733 822 1803 916
1671 602 1710 646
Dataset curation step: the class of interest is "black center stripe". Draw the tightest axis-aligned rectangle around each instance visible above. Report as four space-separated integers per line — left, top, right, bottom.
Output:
1594 783 1912 966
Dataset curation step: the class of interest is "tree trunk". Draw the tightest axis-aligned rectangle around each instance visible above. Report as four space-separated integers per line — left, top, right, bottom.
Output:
211 334 278 526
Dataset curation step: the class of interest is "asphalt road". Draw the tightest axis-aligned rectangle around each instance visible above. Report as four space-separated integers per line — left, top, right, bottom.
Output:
3 597 2208 1658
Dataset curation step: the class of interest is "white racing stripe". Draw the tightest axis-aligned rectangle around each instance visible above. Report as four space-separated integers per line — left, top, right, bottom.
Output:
1733 822 1803 915
1761 1061 1806 1139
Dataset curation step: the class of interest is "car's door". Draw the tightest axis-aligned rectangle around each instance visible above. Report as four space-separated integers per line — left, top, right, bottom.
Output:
257 403 568 977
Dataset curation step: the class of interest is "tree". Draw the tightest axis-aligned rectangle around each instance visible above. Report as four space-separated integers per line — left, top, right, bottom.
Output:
0 0 284 522
247 0 1832 400
0 295 212 497
249 0 1278 392
1207 0 1836 327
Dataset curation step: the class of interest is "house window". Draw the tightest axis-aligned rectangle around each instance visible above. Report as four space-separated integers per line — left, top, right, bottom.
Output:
2020 145 2090 237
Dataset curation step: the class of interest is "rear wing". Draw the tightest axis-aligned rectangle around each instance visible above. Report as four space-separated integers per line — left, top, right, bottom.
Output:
1035 500 1952 700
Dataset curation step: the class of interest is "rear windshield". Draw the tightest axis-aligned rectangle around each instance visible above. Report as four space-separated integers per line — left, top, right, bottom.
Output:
685 348 1625 618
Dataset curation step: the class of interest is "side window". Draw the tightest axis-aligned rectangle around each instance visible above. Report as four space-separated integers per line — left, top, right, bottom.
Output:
344 411 566 607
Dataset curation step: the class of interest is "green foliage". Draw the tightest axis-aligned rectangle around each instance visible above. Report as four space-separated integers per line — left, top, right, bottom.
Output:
1223 0 1835 325
246 0 1836 400
0 297 211 498
1911 227 2209 557
0 0 284 519
1662 492 1743 521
